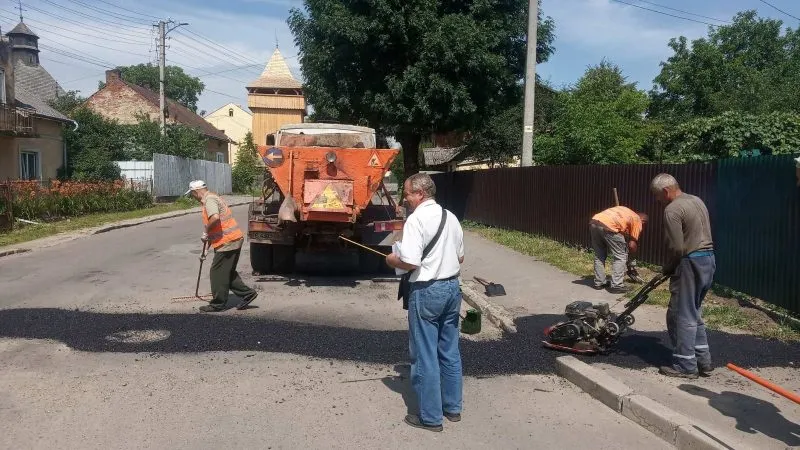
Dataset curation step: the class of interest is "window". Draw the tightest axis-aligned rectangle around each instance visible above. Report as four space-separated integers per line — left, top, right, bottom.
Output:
216 152 225 163
266 134 275 145
20 151 40 180
228 108 234 117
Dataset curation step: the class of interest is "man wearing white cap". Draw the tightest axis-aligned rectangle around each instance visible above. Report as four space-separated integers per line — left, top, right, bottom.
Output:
186 180 258 312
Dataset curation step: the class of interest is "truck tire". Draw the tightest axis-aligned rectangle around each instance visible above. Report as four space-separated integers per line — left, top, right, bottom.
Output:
358 247 382 274
272 244 296 274
250 243 273 275
376 245 394 275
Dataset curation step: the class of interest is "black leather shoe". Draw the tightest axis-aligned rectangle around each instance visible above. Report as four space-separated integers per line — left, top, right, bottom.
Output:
404 415 442 432
199 304 224 313
444 412 461 422
237 291 258 310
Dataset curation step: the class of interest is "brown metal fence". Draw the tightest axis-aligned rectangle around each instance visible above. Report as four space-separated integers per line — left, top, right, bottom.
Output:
432 155 800 313
432 162 716 266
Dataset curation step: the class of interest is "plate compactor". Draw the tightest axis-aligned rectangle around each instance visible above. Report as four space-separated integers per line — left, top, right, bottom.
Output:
542 274 669 355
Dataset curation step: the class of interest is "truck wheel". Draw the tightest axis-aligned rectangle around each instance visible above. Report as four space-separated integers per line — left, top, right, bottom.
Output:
250 243 273 275
358 247 381 274
272 244 296 274
376 246 394 275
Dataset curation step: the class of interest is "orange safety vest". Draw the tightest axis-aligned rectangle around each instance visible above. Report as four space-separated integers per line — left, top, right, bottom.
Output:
202 193 244 249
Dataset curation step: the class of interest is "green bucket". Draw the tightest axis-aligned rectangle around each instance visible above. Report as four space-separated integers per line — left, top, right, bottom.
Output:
461 308 481 334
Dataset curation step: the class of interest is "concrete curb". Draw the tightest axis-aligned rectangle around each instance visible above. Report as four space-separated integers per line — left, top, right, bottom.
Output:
555 356 736 450
459 280 517 334
0 200 251 259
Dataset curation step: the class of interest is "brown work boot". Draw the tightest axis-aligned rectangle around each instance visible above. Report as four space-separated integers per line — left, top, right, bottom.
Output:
659 366 699 379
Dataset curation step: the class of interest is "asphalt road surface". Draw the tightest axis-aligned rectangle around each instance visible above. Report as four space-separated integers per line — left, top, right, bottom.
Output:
0 205 668 449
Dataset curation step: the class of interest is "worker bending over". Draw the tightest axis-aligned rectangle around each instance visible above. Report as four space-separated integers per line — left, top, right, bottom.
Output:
589 205 647 293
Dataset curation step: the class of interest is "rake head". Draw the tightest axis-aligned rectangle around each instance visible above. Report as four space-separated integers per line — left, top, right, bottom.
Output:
170 294 214 303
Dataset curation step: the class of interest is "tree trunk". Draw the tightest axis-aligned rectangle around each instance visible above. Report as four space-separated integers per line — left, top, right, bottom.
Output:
396 132 421 179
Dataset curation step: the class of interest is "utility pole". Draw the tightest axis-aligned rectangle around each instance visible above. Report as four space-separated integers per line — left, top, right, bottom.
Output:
520 0 538 167
156 19 188 136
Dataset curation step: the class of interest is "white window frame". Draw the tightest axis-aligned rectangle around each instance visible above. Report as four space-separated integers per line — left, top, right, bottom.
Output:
19 150 41 180
215 152 225 163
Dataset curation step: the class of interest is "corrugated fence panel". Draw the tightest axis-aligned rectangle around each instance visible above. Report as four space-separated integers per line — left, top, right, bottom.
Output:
152 153 232 197
433 162 715 267
714 155 800 313
432 156 800 313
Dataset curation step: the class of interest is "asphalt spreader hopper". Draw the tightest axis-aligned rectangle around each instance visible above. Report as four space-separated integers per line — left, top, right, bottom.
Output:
542 274 669 355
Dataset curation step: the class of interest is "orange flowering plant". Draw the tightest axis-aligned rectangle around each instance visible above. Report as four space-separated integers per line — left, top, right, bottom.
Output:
7 179 151 222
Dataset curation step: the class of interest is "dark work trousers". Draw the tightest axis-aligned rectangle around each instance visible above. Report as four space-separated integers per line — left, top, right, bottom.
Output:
667 253 716 373
209 247 256 308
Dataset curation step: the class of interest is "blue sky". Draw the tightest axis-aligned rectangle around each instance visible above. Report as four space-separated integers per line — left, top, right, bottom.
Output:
4 0 800 115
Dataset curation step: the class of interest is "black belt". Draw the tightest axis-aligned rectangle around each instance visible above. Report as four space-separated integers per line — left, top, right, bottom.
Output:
410 274 460 285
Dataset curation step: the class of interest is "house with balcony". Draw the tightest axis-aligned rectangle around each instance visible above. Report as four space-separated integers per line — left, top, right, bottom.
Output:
0 21 72 181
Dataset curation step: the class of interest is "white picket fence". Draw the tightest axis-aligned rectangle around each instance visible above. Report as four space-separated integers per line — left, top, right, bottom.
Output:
116 153 232 198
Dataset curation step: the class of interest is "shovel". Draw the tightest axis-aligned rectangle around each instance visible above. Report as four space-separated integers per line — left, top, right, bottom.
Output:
171 242 213 302
474 276 506 297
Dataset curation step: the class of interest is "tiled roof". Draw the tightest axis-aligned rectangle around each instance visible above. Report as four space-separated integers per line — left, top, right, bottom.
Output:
247 48 303 90
122 81 229 142
423 146 466 166
8 21 37 37
14 62 65 102
15 86 69 122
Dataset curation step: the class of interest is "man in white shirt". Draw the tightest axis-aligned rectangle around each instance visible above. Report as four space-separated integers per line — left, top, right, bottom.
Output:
386 173 465 432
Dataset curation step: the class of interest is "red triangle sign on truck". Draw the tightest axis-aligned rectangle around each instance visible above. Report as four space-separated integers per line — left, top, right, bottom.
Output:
367 152 382 167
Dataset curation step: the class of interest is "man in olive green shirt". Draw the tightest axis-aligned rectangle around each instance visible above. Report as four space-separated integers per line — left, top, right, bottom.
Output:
651 173 715 379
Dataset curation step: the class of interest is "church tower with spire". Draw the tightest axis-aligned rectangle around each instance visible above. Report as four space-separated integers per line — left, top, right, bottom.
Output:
246 47 306 146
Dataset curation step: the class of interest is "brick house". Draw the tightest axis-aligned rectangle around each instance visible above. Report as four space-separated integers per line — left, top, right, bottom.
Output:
84 70 230 162
0 21 72 181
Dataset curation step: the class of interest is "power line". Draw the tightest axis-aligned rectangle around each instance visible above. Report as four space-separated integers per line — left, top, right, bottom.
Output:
92 0 161 21
180 29 263 66
40 44 115 68
38 0 149 29
610 0 720 27
0 8 150 45
758 0 800 22
63 0 152 25
633 1 730 24
20 2 152 39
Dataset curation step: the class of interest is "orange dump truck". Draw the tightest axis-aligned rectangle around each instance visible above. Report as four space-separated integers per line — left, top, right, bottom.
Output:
248 123 404 274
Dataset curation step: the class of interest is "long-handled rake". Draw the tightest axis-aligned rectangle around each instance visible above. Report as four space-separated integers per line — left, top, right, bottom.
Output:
171 242 214 302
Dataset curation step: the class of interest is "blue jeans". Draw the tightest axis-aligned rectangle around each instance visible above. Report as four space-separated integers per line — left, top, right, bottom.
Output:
408 277 463 426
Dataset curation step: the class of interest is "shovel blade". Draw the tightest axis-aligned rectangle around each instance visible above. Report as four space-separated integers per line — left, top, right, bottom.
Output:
485 283 506 296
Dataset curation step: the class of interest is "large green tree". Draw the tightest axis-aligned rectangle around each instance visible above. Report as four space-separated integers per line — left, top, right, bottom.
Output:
534 61 651 165
124 113 208 161
288 0 556 175
99 63 205 112
61 107 126 180
649 10 800 124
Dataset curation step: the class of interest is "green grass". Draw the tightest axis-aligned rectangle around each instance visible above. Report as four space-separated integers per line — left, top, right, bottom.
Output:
0 198 198 248
464 221 800 341
703 305 751 330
